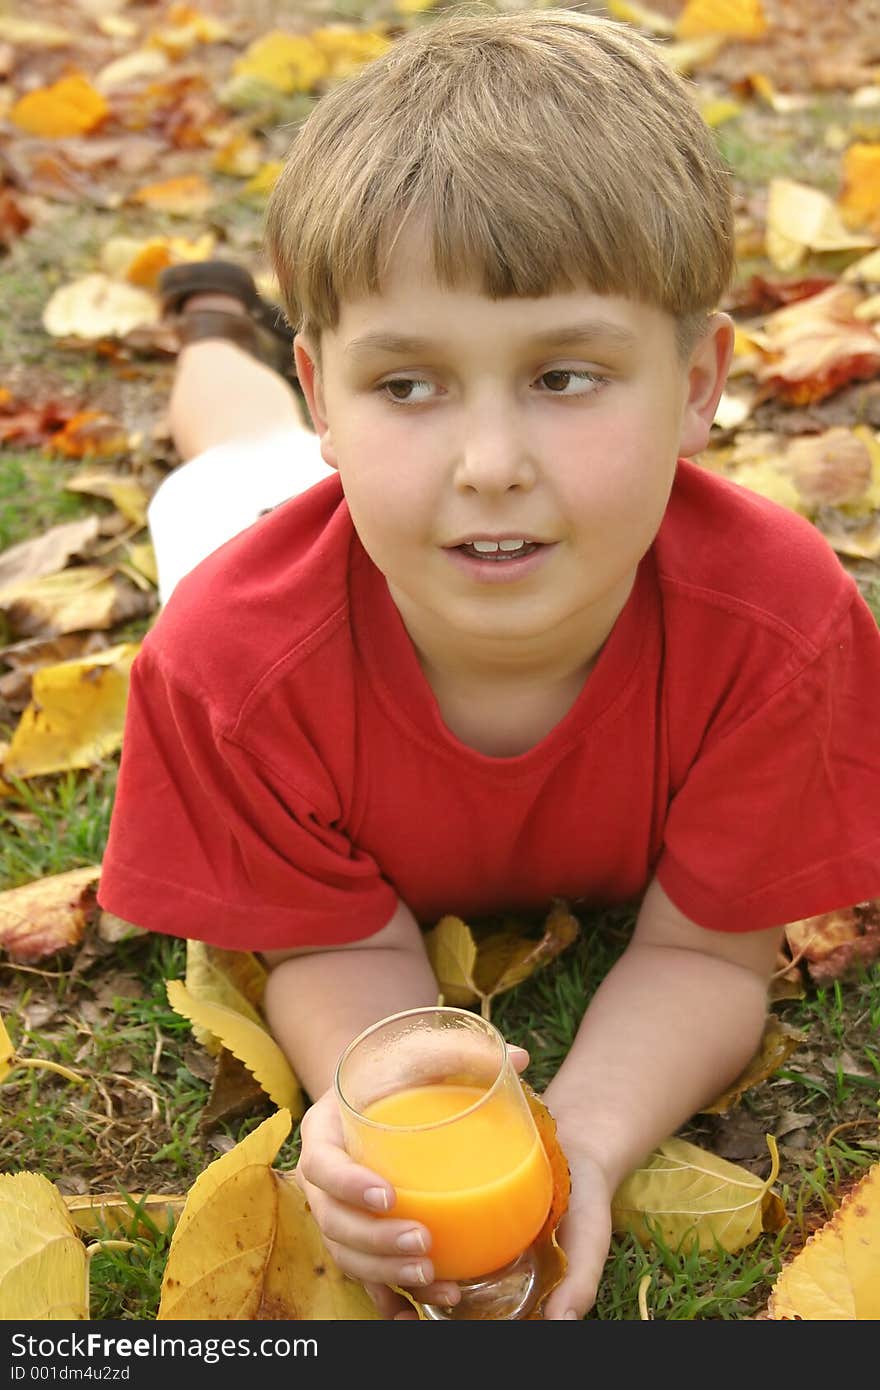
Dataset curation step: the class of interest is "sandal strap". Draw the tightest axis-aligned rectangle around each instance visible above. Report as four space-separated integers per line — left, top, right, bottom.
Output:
174 309 261 355
159 261 261 316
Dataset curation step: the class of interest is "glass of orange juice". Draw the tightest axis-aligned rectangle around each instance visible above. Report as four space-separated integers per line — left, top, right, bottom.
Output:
334 1005 554 1319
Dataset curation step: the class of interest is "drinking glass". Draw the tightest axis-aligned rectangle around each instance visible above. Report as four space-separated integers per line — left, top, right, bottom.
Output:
334 1005 554 1320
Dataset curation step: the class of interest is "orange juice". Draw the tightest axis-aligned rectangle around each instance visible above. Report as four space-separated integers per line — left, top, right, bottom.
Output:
358 1082 553 1280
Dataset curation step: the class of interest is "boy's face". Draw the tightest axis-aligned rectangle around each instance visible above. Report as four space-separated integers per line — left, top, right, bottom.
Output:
294 226 732 669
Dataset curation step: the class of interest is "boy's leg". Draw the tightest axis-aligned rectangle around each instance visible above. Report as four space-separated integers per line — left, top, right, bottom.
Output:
148 289 334 605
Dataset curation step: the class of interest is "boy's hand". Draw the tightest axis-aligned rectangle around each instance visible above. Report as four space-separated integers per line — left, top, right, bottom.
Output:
538 1141 614 1320
294 1045 531 1320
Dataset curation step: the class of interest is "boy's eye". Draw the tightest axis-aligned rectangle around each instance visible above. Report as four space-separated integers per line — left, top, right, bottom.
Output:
377 369 605 404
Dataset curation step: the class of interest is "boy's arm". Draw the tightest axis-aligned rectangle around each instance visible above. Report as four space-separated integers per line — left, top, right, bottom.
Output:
540 876 784 1318
261 897 439 1100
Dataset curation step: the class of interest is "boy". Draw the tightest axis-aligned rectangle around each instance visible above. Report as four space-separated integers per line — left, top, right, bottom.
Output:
98 7 880 1319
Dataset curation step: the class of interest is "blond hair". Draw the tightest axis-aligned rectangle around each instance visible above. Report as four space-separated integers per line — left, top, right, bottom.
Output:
266 5 734 363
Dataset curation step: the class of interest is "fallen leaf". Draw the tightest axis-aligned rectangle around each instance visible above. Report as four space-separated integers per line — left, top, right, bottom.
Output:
424 915 479 1008
472 902 580 1010
0 866 100 962
157 1108 379 1319
47 413 130 461
754 284 880 405
199 1047 271 1132
64 469 149 527
765 179 876 272
0 517 101 592
785 427 874 509
677 0 768 39
4 643 141 777
607 1 676 35
0 632 110 713
43 274 159 340
0 567 150 639
10 74 109 138
0 1013 13 1082
767 1160 880 1318
64 1192 185 1239
183 940 268 1056
0 17 70 46
93 47 171 94
839 143 880 235
130 174 216 217
701 1018 808 1114
166 978 302 1116
0 1173 89 1319
612 1134 782 1253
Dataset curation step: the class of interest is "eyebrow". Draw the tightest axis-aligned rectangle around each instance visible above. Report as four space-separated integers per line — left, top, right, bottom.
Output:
344 319 639 358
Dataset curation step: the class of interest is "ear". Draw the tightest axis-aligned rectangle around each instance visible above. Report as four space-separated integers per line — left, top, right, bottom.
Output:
677 312 736 458
293 333 338 471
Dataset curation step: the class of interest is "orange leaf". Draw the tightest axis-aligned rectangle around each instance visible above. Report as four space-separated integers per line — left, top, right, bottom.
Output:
0 867 101 963
46 411 129 460
11 74 109 138
755 285 880 404
839 143 880 234
130 174 215 216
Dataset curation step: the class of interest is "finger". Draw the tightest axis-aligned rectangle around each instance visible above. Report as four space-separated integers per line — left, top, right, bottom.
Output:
539 1197 611 1321
507 1044 530 1074
298 1098 396 1213
364 1282 414 1319
321 1237 459 1308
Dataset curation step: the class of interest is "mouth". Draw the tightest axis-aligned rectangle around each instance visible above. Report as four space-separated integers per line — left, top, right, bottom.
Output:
452 541 543 562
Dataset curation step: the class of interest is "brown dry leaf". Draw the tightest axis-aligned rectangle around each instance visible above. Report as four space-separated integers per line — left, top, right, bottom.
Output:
166 979 302 1117
677 0 768 39
43 274 159 340
765 179 876 272
47 412 130 461
157 1108 378 1319
130 174 216 217
839 144 880 235
701 1018 808 1115
0 517 100 592
0 1173 89 1319
183 940 268 1057
0 866 100 963
612 1135 782 1254
426 902 579 1016
754 284 880 405
10 74 109 138
64 470 149 528
784 905 880 983
199 1047 270 1132
472 902 580 1015
0 567 149 639
64 1192 185 1239
4 642 141 777
767 1160 880 1319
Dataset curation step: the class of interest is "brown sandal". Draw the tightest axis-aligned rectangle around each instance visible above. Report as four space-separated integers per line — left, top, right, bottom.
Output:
159 260 299 385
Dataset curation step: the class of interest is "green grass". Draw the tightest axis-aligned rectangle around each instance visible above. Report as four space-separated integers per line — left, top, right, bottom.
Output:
0 451 94 553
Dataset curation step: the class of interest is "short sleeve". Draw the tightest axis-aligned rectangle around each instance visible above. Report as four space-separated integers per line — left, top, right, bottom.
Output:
656 590 880 932
97 648 399 949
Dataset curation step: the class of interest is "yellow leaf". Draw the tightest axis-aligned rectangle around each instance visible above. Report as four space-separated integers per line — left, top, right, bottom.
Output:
65 1192 186 1238
0 1014 13 1082
43 274 159 340
243 162 284 198
765 179 876 272
839 143 880 233
0 567 144 639
0 1173 89 1319
423 915 480 1007
127 541 158 586
10 74 108 138
701 1018 808 1114
5 644 140 778
101 234 216 288
166 979 302 1116
184 940 268 1056
0 17 70 46
677 0 768 39
768 1160 880 1319
612 1135 781 1253
394 0 438 11
233 32 328 94
158 1110 378 1319
65 469 150 528
656 35 725 74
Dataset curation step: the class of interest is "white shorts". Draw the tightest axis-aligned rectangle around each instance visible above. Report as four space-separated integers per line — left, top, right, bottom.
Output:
147 428 334 606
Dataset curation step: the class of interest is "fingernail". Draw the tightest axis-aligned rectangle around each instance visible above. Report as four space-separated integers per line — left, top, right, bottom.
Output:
396 1229 426 1254
364 1187 390 1210
400 1262 428 1286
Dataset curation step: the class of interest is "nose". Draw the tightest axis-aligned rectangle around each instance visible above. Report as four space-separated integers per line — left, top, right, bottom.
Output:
452 400 537 494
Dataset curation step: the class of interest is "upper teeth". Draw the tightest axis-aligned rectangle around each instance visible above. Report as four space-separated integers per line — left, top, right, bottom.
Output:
470 539 527 552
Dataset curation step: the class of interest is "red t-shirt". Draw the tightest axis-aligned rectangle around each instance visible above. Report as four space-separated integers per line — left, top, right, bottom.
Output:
98 460 880 947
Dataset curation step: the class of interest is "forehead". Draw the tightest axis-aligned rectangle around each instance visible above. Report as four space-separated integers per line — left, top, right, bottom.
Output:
329 223 675 358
